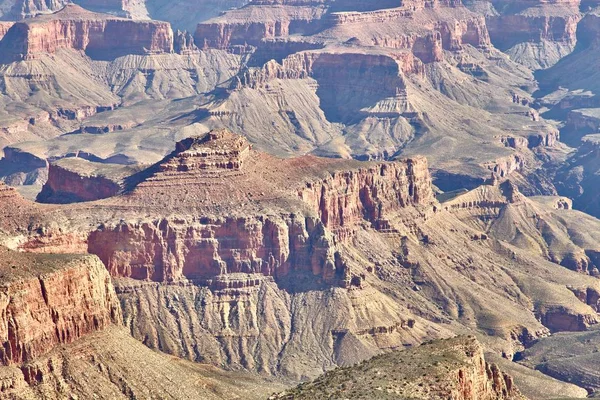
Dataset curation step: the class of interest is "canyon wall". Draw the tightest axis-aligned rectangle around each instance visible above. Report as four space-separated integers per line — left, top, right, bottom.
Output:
487 14 580 51
0 4 173 61
87 154 432 285
194 6 327 49
235 50 418 121
483 1 581 68
0 250 121 366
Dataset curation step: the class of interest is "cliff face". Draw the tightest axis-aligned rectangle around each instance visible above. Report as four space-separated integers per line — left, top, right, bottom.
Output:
235 50 419 121
38 162 121 204
482 1 581 69
487 13 580 49
86 131 433 285
298 156 432 234
0 248 121 366
327 9 490 57
194 6 327 49
37 158 144 204
89 215 347 284
196 1 489 58
0 4 173 61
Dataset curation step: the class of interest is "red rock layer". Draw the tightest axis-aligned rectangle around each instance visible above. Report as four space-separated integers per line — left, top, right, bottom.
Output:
0 249 121 365
161 131 251 172
37 163 122 204
0 4 173 61
194 6 326 49
86 131 433 284
298 157 432 236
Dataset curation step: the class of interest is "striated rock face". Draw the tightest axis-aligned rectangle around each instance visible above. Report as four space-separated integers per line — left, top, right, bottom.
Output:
0 4 173 61
89 215 345 284
273 336 525 399
87 130 433 285
298 156 431 234
0 248 121 366
196 1 489 58
235 50 420 121
160 131 251 172
482 1 581 69
487 14 580 52
115 277 428 378
327 8 490 59
194 5 327 50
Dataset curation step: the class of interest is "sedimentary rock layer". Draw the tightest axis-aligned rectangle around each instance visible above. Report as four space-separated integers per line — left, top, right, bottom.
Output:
87 131 433 284
0 248 121 365
0 4 173 61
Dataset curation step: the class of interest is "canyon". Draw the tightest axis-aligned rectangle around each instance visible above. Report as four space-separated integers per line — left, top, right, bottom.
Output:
4 128 600 398
1 0 600 399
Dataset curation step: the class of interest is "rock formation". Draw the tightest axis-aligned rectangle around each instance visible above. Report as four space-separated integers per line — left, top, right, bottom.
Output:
1 0 600 395
0 4 173 61
37 158 143 203
273 336 526 399
484 1 581 69
4 130 600 384
87 130 433 286
0 248 121 365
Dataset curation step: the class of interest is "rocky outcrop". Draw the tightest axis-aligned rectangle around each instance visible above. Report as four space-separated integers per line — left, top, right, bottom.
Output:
327 9 490 57
174 29 199 53
273 336 525 399
0 4 173 61
484 154 526 179
37 159 141 204
298 156 432 235
564 109 600 145
160 131 251 172
539 306 598 333
0 248 121 366
89 215 349 284
487 14 580 52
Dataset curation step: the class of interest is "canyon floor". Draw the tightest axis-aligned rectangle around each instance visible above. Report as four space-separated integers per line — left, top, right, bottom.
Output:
1 0 600 399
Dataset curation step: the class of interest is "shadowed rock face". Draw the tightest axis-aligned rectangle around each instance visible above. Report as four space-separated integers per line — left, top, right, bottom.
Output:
484 1 581 69
0 4 173 61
